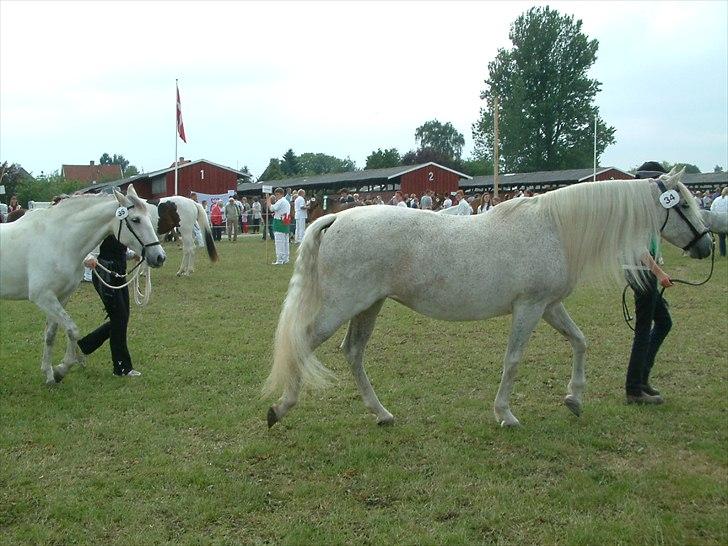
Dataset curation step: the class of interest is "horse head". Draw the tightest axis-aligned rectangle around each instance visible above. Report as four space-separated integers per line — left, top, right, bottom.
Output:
113 184 167 267
652 167 712 259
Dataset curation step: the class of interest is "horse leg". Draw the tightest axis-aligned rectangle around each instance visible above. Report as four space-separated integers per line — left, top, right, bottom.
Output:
41 320 60 385
341 299 393 425
493 302 546 427
542 303 587 417
269 310 351 426
33 293 80 384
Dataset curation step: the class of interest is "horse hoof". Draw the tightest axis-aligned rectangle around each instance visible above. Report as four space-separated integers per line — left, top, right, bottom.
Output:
267 407 279 428
52 369 64 383
376 415 394 426
564 396 582 416
500 418 521 428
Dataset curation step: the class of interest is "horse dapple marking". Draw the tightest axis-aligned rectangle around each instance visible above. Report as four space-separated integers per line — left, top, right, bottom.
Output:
264 168 711 429
145 196 218 276
0 185 166 385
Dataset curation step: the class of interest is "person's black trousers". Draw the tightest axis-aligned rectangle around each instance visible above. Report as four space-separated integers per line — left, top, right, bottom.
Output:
77 272 132 376
625 274 672 395
718 232 726 257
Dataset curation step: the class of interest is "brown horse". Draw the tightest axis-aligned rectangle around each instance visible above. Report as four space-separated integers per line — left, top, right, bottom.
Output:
6 208 27 222
307 198 359 222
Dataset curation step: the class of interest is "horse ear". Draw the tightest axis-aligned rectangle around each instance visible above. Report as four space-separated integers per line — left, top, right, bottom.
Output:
114 189 129 206
124 184 146 211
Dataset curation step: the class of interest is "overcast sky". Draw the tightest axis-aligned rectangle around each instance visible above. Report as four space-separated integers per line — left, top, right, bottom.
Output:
1 1 726 180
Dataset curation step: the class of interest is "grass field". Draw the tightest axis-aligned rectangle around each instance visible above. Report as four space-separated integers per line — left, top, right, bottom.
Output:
1 236 726 545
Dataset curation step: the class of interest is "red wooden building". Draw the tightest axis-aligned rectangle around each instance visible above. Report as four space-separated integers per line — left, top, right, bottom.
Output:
79 158 251 199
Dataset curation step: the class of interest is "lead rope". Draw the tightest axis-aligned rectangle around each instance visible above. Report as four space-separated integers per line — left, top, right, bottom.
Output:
91 260 152 307
622 235 716 332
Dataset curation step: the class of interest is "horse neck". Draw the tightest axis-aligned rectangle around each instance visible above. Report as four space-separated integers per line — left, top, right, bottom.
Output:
61 198 119 257
540 179 659 284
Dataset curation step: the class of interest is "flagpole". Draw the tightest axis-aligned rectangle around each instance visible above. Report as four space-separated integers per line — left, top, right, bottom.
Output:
593 113 597 182
175 79 179 196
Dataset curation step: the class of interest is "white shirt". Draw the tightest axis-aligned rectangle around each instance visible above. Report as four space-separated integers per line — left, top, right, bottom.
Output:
442 198 452 209
396 201 408 208
271 198 290 219
294 195 307 219
710 195 728 214
455 198 471 215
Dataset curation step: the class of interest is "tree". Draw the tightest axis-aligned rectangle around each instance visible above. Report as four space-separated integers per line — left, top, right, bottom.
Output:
472 6 615 173
400 147 463 171
298 153 355 176
100 153 134 176
14 170 86 207
713 165 723 173
280 149 300 177
365 148 401 170
460 156 494 177
0 162 34 204
259 158 285 181
415 120 465 161
660 161 701 174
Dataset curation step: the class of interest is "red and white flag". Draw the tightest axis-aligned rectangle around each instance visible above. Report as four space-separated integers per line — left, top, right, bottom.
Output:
176 83 187 143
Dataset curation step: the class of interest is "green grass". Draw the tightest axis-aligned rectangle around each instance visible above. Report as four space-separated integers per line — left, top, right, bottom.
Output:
1 237 726 545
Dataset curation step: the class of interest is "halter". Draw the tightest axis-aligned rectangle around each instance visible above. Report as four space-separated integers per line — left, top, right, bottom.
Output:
655 179 710 252
115 204 162 260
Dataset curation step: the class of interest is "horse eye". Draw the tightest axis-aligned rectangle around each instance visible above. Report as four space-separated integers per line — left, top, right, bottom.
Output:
132 217 141 224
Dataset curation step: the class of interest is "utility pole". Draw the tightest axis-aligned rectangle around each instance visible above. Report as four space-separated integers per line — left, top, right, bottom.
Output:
493 95 500 198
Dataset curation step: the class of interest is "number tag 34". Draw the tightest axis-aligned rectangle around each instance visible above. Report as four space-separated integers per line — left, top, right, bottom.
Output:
659 190 680 209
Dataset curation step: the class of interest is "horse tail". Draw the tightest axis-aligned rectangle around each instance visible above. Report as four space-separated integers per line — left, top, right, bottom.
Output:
195 202 218 262
263 214 337 399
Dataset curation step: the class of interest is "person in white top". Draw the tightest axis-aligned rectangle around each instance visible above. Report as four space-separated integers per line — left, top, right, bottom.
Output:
268 187 291 264
710 186 728 256
442 195 453 209
454 190 472 215
294 189 308 243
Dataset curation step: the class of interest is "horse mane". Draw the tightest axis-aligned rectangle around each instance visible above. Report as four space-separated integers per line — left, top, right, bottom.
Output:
531 179 661 288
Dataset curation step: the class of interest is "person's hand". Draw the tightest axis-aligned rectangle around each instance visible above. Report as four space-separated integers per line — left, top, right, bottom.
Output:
658 273 674 288
84 257 97 269
131 254 141 262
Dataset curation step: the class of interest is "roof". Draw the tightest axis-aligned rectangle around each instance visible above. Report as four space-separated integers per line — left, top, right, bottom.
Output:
461 167 634 189
682 172 727 186
247 162 472 191
62 163 123 184
77 158 251 194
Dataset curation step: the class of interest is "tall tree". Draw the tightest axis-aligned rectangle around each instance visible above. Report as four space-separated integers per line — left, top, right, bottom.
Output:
472 6 615 172
415 120 465 161
400 147 463 171
714 165 724 173
280 149 300 177
298 153 355 175
99 152 133 176
259 158 285 181
365 148 401 170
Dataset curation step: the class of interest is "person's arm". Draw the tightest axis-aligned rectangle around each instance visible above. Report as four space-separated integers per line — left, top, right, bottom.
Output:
641 253 673 288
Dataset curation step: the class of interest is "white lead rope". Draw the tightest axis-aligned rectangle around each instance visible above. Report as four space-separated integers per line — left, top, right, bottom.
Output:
91 261 152 306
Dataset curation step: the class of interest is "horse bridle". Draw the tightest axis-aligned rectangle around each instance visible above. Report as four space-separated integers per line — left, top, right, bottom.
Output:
116 204 162 260
655 179 711 252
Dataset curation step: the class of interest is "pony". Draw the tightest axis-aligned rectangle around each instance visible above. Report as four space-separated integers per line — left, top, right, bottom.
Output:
145 196 218 276
6 208 27 222
0 185 166 385
264 168 712 428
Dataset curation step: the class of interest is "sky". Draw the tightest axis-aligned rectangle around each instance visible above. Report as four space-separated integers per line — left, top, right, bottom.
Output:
1 0 726 180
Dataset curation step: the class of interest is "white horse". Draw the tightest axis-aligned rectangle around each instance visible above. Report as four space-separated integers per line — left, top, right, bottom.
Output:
264 168 712 428
0 185 166 385
700 209 728 235
146 196 218 276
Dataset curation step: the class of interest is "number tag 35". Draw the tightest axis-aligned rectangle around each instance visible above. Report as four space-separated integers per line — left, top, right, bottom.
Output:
659 190 680 209
115 206 129 219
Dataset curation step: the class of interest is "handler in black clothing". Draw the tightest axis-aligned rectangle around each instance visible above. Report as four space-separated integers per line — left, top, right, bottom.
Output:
624 161 674 404
77 235 141 377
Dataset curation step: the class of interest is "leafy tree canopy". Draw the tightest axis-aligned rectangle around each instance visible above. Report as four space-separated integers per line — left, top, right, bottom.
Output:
298 153 355 176
100 153 137 177
13 171 86 207
0 162 34 204
415 120 465 161
472 6 615 172
280 149 300 177
714 165 724 173
259 158 285 181
366 148 401 170
401 147 463 171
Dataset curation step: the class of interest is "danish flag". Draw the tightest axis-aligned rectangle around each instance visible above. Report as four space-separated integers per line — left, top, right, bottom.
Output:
176 83 187 143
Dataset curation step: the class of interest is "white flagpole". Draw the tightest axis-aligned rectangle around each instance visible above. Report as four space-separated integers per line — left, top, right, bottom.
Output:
175 79 179 196
593 113 597 182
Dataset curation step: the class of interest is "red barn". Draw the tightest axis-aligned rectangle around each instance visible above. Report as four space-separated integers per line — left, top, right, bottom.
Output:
78 158 251 199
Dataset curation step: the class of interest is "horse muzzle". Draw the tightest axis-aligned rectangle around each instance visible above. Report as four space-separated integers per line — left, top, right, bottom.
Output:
145 248 167 268
688 233 713 259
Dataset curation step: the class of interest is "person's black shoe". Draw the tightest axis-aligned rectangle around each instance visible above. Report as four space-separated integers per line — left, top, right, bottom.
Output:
626 392 664 405
642 384 661 396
